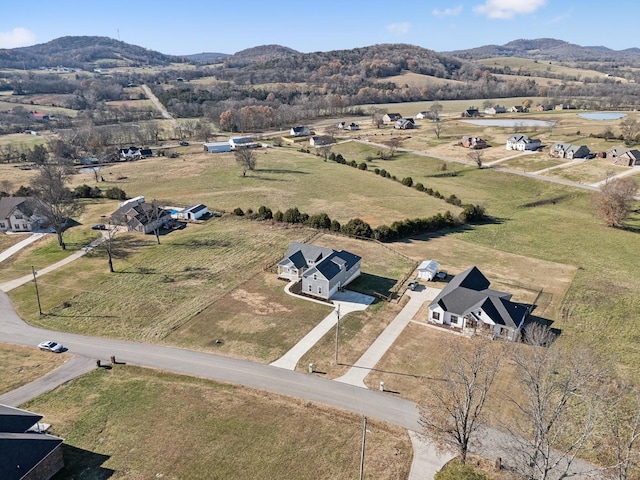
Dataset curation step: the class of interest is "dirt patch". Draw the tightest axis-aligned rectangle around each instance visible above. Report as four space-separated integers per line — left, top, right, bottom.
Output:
230 288 292 316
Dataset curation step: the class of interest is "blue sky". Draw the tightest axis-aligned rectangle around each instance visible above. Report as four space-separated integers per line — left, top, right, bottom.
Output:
1 1 638 55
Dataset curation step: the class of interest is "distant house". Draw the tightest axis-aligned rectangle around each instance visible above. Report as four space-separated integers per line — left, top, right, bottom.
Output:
204 142 232 153
536 104 553 112
460 136 488 149
383 113 402 124
550 143 590 159
346 122 360 131
417 260 440 281
229 137 258 150
119 146 151 160
31 112 50 121
0 404 65 480
461 108 480 118
290 126 312 137
608 146 640 166
415 111 428 120
277 242 362 300
0 197 33 233
310 135 334 147
336 121 346 129
506 134 541 151
555 104 576 110
178 204 208 221
394 118 414 130
427 266 530 341
509 105 526 113
111 200 171 234
484 105 506 115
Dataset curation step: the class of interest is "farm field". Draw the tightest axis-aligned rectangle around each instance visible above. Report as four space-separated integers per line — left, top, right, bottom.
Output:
21 366 412 479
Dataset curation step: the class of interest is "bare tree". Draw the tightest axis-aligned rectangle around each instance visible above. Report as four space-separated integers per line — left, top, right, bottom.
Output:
433 119 443 139
235 148 257 177
619 118 639 146
384 137 401 158
505 325 605 480
30 160 83 250
317 144 332 162
593 177 638 228
467 150 484 169
419 337 503 463
429 102 443 121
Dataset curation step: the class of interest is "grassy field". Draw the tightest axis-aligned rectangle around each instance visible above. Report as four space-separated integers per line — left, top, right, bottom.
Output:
0 342 69 395
22 366 412 480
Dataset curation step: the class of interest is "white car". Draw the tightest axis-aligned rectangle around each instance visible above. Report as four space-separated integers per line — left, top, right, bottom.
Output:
38 341 64 353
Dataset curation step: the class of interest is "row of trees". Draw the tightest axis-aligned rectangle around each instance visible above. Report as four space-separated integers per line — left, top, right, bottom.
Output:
421 326 640 480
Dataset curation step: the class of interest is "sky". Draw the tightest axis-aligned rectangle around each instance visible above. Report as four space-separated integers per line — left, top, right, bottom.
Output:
1 0 639 55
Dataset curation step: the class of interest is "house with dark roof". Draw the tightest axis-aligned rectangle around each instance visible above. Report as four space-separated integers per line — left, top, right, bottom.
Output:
460 136 488 149
394 118 415 130
110 201 171 234
278 242 334 282
506 134 541 151
0 404 64 480
309 135 334 147
461 108 480 118
177 204 208 221
428 266 529 341
277 242 361 300
0 197 33 233
607 146 640 166
383 113 402 124
550 143 590 159
290 126 312 137
119 146 152 161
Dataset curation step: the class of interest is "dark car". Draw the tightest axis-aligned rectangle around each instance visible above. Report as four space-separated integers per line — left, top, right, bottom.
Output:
179 141 189 146
91 224 107 230
407 280 419 291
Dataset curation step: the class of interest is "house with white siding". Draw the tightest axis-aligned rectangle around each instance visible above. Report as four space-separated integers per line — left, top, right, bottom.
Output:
0 197 33 233
428 266 529 341
506 134 541 151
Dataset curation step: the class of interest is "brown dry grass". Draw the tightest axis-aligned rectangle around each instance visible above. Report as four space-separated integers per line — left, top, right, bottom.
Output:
0 342 69 395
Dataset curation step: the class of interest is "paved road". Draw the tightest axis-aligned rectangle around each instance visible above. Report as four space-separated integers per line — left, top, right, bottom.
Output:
141 84 179 129
0 233 47 264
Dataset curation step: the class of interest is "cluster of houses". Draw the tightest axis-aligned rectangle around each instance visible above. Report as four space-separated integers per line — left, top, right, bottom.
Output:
382 113 415 130
119 146 153 161
477 104 577 116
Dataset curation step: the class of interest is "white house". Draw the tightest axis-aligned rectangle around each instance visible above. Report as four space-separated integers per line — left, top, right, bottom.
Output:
506 134 541 151
417 260 440 281
204 142 231 153
428 266 529 341
277 242 362 300
310 135 333 147
229 137 258 150
290 126 311 137
0 197 33 233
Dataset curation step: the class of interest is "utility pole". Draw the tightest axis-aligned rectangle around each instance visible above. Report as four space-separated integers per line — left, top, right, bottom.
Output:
359 416 367 480
32 266 42 316
334 304 341 365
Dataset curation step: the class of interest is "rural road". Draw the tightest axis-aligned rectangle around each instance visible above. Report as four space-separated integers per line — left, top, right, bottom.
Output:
141 84 179 129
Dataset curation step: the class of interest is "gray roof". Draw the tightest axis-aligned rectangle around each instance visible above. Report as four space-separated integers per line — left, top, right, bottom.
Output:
0 197 29 220
306 250 361 281
0 433 63 480
0 405 41 433
430 266 528 329
283 242 333 264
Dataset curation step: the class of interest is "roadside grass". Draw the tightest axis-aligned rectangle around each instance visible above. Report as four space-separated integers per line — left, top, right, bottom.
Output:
545 158 629 184
0 232 30 253
0 342 68 395
498 155 565 172
22 366 412 480
9 217 308 343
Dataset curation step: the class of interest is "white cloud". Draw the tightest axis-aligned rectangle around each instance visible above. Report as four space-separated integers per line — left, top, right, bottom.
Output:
386 22 411 35
432 6 463 17
0 27 36 48
474 0 547 19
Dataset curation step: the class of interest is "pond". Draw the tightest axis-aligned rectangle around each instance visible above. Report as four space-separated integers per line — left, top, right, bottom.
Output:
460 119 556 127
577 112 627 120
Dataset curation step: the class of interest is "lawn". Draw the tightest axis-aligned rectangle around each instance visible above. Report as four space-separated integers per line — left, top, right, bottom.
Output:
0 342 69 396
22 366 412 480
545 158 630 184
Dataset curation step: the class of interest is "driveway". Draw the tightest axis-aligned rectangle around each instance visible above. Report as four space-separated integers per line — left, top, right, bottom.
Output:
0 233 47 264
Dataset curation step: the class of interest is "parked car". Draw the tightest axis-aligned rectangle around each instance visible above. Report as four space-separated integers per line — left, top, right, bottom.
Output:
435 271 447 280
38 340 64 353
91 224 107 230
407 280 419 291
179 141 189 146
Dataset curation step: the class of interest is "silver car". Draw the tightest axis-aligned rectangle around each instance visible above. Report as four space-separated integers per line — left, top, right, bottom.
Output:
38 341 64 353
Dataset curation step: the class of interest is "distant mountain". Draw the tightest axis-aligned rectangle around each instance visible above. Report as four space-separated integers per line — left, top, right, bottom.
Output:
447 38 640 63
232 44 300 60
0 36 186 70
183 52 230 63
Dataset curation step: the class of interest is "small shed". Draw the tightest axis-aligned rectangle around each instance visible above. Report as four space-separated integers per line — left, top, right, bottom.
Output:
417 260 440 281
179 204 208 221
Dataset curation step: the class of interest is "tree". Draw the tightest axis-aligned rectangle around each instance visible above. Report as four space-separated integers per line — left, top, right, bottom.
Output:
467 150 484 169
619 118 639 146
235 148 257 177
433 119 443 139
384 137 401 158
429 102 443 121
505 325 604 480
30 160 83 250
317 144 332 162
593 177 638 228
419 337 503 463
341 218 372 238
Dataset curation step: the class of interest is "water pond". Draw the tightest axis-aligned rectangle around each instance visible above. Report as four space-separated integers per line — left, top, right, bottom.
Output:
460 119 555 127
577 112 627 120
